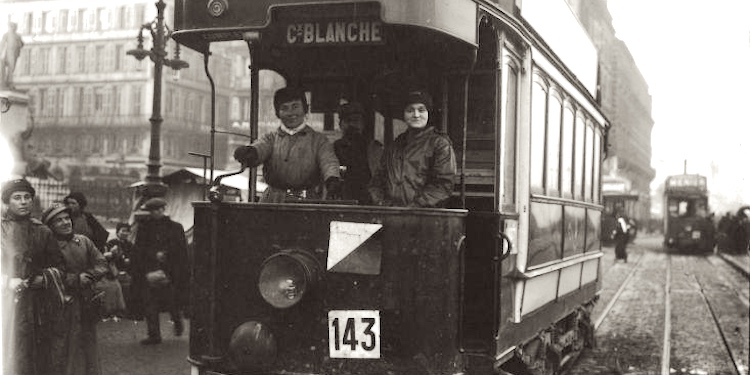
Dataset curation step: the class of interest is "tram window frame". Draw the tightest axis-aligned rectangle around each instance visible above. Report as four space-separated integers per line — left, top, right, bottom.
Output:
573 112 585 200
530 76 548 194
584 120 594 202
545 88 562 196
499 50 519 213
592 127 601 203
560 104 575 199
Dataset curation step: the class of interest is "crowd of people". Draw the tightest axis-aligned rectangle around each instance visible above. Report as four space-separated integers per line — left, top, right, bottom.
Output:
716 206 750 254
1 180 188 375
2 86 456 374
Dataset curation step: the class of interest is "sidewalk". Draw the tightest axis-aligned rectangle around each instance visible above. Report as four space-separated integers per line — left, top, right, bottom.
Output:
717 251 750 278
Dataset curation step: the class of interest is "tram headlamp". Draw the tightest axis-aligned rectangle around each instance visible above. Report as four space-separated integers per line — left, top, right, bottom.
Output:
228 321 277 371
258 250 320 309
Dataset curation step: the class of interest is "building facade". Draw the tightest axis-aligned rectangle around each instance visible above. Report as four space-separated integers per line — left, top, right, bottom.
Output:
2 0 239 219
567 0 656 223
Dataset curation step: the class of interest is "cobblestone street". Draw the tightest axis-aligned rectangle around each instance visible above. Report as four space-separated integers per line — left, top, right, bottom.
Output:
98 316 190 375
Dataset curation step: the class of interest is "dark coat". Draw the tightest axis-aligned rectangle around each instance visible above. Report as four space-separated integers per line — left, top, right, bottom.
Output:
131 216 188 315
1 214 66 375
369 127 456 207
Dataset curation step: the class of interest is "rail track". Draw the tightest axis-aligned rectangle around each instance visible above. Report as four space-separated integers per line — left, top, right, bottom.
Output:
587 247 749 375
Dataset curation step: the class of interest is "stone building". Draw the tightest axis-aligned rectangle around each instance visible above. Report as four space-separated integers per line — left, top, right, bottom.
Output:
567 0 656 223
1 0 242 219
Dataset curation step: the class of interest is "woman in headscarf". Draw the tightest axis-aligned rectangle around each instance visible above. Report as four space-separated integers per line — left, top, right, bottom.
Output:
42 202 107 375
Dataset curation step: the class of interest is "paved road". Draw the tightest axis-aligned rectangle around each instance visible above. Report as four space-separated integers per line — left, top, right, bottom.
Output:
98 315 190 375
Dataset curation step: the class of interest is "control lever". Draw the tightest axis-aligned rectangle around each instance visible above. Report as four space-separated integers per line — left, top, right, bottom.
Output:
208 166 247 202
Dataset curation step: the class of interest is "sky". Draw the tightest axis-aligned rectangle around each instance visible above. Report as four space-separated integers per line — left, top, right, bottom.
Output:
606 0 750 214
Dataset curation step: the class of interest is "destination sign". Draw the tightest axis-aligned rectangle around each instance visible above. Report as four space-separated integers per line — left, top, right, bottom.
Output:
285 21 384 46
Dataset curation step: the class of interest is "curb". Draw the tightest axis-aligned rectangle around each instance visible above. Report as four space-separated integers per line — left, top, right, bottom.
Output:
717 252 750 278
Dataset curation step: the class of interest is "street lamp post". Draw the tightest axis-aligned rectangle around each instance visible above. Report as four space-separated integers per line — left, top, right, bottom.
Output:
127 0 188 200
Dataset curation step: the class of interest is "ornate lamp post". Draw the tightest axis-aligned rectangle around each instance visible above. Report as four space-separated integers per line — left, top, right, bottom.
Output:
127 0 188 200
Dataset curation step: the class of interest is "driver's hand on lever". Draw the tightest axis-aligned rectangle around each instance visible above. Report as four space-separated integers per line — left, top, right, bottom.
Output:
233 145 259 167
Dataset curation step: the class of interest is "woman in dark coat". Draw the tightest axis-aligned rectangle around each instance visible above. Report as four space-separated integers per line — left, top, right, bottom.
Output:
1 179 67 375
368 91 457 207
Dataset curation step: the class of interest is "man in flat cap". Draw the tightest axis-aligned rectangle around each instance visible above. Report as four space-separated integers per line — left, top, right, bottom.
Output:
2 179 66 374
333 102 383 204
42 201 107 375
131 197 188 345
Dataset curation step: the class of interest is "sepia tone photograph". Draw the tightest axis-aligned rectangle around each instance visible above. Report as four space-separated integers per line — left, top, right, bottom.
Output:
1 0 748 374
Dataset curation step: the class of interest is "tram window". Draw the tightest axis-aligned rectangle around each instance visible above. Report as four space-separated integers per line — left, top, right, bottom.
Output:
560 106 574 198
500 62 518 212
545 93 561 195
530 80 547 193
573 113 585 199
584 121 594 201
592 129 601 203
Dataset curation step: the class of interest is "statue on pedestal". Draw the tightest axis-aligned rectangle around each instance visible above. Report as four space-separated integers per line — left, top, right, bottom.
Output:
0 22 24 90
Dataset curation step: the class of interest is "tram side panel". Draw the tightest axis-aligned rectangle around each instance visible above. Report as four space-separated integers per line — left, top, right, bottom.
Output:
190 203 467 375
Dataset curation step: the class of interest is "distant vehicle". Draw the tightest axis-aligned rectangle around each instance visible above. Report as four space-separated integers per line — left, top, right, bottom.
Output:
663 174 715 253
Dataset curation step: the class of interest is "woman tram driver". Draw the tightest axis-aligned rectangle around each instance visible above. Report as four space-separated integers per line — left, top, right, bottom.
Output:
368 91 457 208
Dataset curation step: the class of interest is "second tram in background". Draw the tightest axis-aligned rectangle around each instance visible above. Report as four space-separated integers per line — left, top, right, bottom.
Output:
663 174 715 253
174 0 609 374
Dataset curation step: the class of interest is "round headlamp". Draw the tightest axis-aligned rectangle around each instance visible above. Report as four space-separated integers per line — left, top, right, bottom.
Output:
229 321 276 371
258 250 320 309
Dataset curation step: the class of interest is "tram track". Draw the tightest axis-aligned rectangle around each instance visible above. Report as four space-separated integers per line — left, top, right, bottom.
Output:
583 245 749 375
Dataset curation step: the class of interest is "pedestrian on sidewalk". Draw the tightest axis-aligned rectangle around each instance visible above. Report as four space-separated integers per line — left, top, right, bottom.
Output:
42 201 108 375
2 179 67 375
64 192 109 252
614 210 630 262
132 197 188 345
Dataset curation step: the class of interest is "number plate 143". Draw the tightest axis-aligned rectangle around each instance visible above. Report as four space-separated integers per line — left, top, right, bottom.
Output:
328 310 380 359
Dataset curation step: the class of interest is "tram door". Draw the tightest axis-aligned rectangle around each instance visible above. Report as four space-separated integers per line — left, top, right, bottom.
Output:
457 20 522 356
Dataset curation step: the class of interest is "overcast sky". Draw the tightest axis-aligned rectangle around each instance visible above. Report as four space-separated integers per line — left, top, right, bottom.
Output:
607 0 750 213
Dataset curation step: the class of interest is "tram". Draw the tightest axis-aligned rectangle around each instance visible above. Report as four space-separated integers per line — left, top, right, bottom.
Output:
174 1 609 374
663 174 715 253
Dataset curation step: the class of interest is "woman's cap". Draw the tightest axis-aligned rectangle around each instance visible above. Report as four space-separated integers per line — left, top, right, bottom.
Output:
1 178 36 204
404 90 433 112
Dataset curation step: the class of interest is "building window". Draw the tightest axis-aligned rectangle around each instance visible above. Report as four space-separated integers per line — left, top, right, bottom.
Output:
94 87 104 114
40 47 50 75
112 86 120 116
77 46 86 73
95 45 104 72
134 5 145 27
114 44 123 71
59 10 68 33
57 46 67 74
67 10 77 32
132 85 142 115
